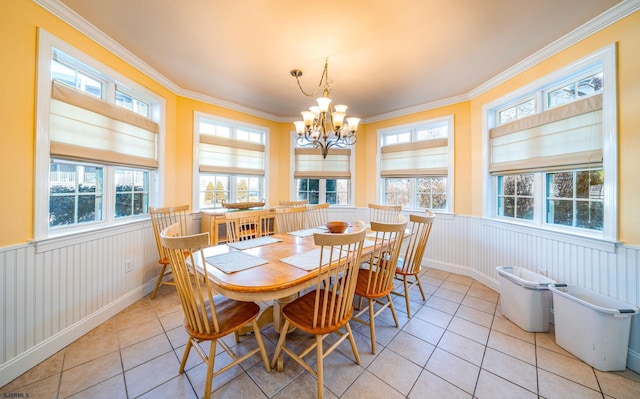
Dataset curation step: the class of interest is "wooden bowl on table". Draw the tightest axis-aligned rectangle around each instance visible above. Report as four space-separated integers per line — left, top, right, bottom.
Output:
325 221 349 234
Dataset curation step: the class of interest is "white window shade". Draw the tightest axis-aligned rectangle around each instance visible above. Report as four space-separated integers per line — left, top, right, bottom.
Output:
199 135 265 176
50 81 159 168
490 94 602 174
294 148 350 178
380 138 448 177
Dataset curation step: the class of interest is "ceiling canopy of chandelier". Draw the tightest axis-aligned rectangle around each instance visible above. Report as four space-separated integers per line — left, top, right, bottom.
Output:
290 58 360 159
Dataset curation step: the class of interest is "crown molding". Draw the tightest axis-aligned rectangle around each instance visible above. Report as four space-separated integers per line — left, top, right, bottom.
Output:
34 0 640 124
364 94 470 124
32 0 284 121
466 0 640 99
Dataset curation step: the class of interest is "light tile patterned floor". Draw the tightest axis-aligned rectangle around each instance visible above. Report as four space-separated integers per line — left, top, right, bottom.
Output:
2 268 640 398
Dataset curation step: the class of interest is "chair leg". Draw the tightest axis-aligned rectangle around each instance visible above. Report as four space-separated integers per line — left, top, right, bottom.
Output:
403 276 412 317
368 298 377 354
179 338 193 373
271 319 290 369
150 263 168 299
387 294 399 327
415 276 427 300
204 339 217 399
345 323 360 364
250 320 271 373
316 334 324 399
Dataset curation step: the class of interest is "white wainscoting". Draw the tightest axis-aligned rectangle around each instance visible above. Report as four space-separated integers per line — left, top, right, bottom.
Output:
1 211 638 386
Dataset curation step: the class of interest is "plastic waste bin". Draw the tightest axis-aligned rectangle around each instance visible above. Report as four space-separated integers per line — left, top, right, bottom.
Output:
549 284 639 371
496 266 556 332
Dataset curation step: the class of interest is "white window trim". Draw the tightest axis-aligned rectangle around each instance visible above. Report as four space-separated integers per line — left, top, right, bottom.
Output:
288 131 356 207
192 112 270 212
482 43 617 241
34 29 165 241
376 115 455 214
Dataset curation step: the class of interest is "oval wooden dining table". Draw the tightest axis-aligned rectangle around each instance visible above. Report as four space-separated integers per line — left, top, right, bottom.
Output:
191 224 374 332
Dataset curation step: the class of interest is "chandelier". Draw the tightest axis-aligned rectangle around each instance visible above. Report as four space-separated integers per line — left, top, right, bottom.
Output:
290 59 360 159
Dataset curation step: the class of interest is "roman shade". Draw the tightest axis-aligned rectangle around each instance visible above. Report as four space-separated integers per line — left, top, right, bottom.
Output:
199 134 265 176
489 94 602 174
49 80 159 168
380 138 448 177
294 147 351 178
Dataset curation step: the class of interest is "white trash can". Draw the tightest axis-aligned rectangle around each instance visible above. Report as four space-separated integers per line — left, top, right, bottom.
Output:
496 266 556 332
549 284 639 371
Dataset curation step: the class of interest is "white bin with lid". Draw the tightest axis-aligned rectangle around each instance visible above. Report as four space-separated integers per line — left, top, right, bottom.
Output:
549 284 639 371
496 266 556 332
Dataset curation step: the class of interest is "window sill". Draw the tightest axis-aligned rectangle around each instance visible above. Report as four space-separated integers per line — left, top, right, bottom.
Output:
33 218 150 254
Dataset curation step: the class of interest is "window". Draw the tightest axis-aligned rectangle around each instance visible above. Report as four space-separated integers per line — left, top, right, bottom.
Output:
378 117 454 212
292 139 353 206
295 178 350 205
485 45 616 239
194 113 268 209
35 30 163 239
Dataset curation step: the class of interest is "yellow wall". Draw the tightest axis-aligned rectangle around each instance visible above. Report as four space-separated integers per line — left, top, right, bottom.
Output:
1 1 639 246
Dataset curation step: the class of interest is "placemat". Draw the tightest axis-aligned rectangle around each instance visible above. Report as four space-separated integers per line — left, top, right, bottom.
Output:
288 227 328 237
205 251 268 274
226 236 282 250
280 247 334 271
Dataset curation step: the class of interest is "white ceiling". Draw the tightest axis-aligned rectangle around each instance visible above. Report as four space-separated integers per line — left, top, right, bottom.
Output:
56 0 624 120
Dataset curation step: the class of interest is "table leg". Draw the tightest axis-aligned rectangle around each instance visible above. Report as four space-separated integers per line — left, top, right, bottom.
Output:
273 294 298 333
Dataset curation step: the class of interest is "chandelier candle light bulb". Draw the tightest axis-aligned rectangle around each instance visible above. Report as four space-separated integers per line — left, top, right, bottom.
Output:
290 58 360 159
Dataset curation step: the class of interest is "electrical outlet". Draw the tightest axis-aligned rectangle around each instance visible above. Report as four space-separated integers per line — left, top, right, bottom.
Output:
125 259 133 273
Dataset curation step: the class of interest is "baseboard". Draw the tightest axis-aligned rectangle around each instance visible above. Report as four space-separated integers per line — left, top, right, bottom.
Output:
0 279 155 387
627 348 640 374
425 259 500 292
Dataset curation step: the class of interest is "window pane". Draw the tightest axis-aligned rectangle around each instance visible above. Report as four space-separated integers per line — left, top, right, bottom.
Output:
49 163 103 227
115 90 133 111
297 179 320 204
115 169 149 218
384 178 409 207
417 176 447 210
547 199 573 226
325 179 349 205
516 174 533 196
548 83 575 108
502 175 515 196
200 175 229 208
416 124 447 140
548 172 573 198
499 107 516 124
515 99 536 118
77 72 102 98
516 197 534 220
51 59 76 87
497 174 533 220
577 72 602 97
576 200 603 230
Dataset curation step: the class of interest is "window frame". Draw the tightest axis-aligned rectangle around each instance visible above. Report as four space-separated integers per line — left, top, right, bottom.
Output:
377 116 455 213
193 112 270 211
482 44 617 241
35 29 165 240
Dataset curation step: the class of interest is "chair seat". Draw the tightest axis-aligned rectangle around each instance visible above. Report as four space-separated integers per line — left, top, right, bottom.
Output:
396 257 421 275
185 295 261 341
354 268 394 299
283 290 354 335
